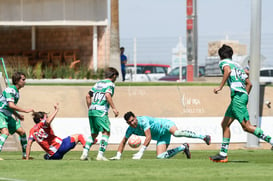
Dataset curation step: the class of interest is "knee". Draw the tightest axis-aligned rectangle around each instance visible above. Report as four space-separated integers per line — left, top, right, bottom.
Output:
1 128 10 136
18 130 26 136
241 124 252 133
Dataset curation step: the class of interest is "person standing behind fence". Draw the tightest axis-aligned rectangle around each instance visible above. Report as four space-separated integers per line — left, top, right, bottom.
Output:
0 72 34 160
80 67 119 161
120 47 127 81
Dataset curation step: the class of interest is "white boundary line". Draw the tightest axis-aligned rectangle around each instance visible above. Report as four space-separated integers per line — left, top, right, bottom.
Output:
0 178 25 181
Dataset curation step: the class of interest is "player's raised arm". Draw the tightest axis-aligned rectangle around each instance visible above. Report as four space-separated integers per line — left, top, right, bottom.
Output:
45 103 59 125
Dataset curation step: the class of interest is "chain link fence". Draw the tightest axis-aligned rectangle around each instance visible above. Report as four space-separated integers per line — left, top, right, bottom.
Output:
121 33 273 76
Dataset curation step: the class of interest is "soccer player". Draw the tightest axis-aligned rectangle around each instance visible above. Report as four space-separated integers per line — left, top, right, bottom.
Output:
209 44 273 163
25 103 86 160
0 72 34 160
80 67 119 161
110 111 211 160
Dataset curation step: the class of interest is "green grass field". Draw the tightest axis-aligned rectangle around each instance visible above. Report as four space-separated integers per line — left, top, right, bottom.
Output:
0 150 272 181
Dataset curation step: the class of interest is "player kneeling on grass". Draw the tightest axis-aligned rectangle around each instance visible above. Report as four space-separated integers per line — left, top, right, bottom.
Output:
25 103 86 160
110 111 211 160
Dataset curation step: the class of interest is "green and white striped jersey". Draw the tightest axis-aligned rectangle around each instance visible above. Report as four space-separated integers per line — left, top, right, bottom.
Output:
219 58 248 97
0 85 19 116
88 79 115 117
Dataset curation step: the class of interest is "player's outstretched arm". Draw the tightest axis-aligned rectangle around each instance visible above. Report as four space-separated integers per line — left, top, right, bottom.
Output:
8 102 34 113
132 129 151 160
110 136 128 160
25 139 34 160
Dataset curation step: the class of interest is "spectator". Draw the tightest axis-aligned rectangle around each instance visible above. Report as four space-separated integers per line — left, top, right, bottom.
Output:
120 47 127 81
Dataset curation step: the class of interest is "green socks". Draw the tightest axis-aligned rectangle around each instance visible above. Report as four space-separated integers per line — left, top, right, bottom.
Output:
174 130 204 139
254 127 272 143
20 134 27 156
220 137 230 157
83 136 94 152
98 135 109 154
0 134 8 152
157 145 184 159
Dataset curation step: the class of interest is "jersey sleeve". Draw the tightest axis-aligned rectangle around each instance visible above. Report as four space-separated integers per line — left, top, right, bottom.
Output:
125 127 134 138
219 60 229 73
139 117 150 131
3 87 16 102
105 84 115 96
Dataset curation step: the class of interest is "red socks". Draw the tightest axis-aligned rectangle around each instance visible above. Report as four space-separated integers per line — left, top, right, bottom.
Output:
78 134 86 146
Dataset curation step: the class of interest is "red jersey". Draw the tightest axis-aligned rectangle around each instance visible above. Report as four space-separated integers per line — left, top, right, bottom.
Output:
29 120 62 156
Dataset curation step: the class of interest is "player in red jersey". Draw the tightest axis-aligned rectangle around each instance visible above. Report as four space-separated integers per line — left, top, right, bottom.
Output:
25 103 86 160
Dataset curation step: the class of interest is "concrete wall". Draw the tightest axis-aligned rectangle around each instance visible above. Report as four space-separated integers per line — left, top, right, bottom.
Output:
21 85 273 117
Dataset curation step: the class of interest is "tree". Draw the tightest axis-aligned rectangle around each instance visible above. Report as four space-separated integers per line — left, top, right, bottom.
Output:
109 0 122 81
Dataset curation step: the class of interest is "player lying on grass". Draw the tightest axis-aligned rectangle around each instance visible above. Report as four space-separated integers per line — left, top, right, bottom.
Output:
110 111 211 160
0 72 34 160
25 103 86 160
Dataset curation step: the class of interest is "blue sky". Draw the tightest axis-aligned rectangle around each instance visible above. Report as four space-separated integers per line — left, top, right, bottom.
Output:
119 0 272 38
118 0 273 66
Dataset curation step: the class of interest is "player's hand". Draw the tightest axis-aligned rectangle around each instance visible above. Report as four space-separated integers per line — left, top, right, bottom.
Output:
213 87 221 94
113 109 119 117
132 151 143 160
54 103 59 110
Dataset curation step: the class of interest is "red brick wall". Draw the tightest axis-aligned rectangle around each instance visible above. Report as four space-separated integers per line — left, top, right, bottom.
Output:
0 27 32 51
0 26 109 69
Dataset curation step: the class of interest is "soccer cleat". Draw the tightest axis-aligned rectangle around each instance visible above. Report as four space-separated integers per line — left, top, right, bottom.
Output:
183 143 191 159
96 155 109 161
80 153 89 161
209 154 228 163
203 135 211 145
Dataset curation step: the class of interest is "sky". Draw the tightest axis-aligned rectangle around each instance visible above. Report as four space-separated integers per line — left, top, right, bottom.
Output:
118 0 273 67
119 0 272 37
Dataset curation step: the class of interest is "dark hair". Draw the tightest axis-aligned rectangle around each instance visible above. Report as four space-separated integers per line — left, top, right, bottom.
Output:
105 67 119 78
12 72 25 85
124 111 135 121
32 111 47 124
218 44 233 60
120 47 125 51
